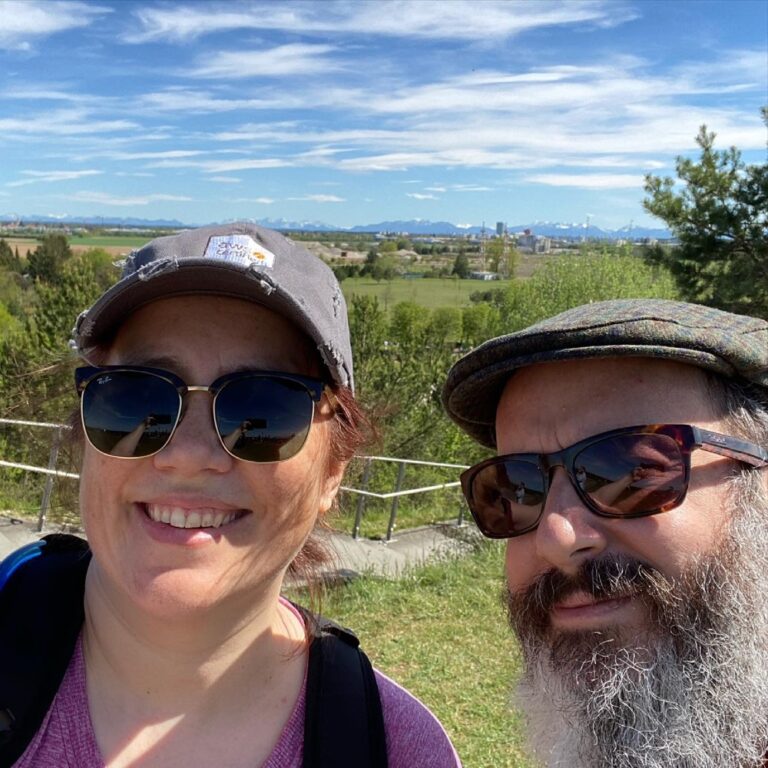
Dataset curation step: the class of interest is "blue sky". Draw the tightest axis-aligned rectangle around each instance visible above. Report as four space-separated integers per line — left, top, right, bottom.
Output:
1 0 765 230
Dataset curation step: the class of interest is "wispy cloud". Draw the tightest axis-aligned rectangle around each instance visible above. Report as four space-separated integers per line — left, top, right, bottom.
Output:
71 191 193 206
407 192 439 200
525 173 644 189
287 194 346 203
7 169 103 187
186 44 340 80
209 176 241 183
126 0 634 44
0 0 110 50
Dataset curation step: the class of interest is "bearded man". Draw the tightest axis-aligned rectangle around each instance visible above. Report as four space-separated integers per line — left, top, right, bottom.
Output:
442 299 768 768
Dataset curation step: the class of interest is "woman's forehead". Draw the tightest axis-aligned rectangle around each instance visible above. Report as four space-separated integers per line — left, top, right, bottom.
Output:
104 295 321 377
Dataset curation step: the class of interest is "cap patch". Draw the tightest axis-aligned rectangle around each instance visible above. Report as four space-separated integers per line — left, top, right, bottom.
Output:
204 235 275 269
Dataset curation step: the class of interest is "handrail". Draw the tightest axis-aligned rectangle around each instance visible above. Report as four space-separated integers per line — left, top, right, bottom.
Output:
0 419 470 540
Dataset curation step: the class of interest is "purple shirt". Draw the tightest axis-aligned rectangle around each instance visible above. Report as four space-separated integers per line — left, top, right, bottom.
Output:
14 636 462 767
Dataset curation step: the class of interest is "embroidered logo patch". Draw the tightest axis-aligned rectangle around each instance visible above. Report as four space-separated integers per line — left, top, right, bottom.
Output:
203 235 276 269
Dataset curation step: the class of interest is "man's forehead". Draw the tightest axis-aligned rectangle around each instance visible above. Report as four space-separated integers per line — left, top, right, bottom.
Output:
495 357 717 452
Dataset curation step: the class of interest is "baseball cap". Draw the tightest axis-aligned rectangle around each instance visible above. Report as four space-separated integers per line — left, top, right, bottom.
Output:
72 222 354 389
443 299 768 447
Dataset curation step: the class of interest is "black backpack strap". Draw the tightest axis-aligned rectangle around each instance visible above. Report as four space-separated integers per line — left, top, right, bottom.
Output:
0 534 91 768
297 605 388 768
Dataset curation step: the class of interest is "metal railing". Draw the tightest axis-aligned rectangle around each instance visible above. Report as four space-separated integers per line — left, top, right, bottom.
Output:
0 419 470 540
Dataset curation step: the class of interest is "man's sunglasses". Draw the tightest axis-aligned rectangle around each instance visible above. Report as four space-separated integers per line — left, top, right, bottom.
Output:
75 365 332 463
461 424 768 539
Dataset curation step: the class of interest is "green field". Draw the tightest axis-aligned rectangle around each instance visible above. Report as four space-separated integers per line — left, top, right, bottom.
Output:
341 276 512 310
295 540 532 767
68 235 153 248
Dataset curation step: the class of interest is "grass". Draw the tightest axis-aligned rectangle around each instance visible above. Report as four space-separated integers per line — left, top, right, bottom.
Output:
340 276 513 310
68 235 152 248
293 541 533 768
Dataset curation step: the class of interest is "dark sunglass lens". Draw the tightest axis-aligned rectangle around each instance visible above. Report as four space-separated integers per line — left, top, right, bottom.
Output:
576 433 686 516
81 371 179 458
215 377 314 462
469 460 545 537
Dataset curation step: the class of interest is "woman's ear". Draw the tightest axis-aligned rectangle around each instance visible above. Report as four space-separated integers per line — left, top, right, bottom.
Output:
318 457 347 516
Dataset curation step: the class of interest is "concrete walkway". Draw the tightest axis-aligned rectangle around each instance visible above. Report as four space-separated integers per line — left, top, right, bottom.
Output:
0 514 481 579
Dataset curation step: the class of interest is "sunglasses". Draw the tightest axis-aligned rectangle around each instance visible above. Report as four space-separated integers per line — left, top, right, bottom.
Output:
75 365 331 463
461 424 768 539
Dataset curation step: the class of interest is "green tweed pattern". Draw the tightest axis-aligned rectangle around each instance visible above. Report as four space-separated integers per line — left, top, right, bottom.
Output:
442 299 768 448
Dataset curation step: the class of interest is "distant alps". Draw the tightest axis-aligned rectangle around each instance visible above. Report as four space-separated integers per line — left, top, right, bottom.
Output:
1 213 672 240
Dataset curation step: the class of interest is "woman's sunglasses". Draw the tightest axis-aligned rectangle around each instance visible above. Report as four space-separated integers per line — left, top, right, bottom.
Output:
461 424 768 539
75 365 332 463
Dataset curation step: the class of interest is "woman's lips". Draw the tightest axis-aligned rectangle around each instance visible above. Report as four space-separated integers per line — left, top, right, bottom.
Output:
139 501 249 530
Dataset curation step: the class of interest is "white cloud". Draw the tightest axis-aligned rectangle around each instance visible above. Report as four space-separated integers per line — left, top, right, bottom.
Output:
0 109 135 137
233 197 275 204
209 176 241 183
71 191 192 206
186 44 340 80
525 173 644 189
407 192 438 200
287 194 345 203
0 0 110 50
7 169 102 187
126 1 633 43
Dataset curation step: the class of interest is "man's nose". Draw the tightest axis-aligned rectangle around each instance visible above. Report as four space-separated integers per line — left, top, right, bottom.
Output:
533 467 608 575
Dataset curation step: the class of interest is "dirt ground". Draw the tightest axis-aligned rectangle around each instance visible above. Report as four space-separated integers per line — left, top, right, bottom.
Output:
5 238 132 260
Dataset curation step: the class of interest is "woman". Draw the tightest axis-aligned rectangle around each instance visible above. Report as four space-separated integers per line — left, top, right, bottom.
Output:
8 224 461 767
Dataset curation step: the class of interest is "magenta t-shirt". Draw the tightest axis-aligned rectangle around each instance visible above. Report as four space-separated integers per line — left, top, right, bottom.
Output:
14 634 462 767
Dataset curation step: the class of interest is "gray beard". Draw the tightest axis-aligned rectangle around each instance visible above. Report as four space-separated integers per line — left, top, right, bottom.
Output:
508 505 768 768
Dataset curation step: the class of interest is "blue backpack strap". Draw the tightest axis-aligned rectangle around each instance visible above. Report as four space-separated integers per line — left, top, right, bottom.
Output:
298 606 388 768
0 540 47 592
0 534 91 768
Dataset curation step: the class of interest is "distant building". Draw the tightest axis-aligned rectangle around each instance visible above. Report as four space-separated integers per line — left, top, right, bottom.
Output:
469 271 499 281
516 231 551 254
495 221 506 236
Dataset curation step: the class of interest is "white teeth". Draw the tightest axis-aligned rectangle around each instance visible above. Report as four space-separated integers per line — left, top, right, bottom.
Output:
170 509 187 528
185 511 202 529
145 504 241 530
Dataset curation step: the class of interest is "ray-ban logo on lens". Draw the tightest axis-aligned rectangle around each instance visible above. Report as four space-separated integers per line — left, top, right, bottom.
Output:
97 376 112 385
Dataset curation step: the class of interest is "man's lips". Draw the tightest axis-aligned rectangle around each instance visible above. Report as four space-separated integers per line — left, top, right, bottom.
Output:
550 589 635 626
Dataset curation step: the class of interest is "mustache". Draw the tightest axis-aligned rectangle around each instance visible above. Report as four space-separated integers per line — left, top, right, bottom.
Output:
506 555 669 637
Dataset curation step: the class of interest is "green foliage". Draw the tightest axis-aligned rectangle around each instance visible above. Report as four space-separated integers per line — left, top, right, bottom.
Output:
452 251 470 278
492 250 678 333
0 239 22 273
643 115 768 317
461 302 501 347
348 295 485 466
27 234 72 282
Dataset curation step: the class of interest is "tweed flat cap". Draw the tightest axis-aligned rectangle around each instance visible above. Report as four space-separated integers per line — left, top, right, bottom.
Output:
443 299 768 448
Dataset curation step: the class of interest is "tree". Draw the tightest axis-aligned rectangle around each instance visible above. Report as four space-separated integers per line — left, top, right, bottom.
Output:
27 234 72 283
643 111 768 318
0 239 22 273
452 251 470 278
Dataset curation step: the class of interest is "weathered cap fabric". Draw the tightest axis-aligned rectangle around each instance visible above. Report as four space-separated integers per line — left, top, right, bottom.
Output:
73 222 354 389
443 299 768 447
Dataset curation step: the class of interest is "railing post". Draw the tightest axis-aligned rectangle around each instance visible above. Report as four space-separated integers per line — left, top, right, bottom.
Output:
385 461 406 542
352 458 372 539
37 427 63 532
456 491 466 527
